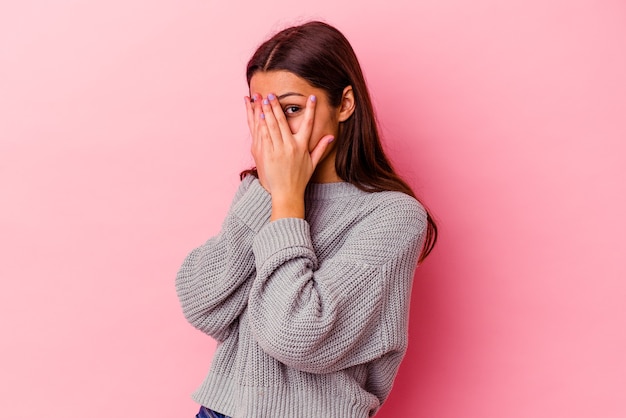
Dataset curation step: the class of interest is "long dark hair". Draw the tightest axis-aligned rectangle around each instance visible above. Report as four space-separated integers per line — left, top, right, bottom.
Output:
242 21 437 262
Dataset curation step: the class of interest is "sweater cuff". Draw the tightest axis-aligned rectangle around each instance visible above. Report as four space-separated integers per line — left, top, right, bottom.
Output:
232 178 272 232
252 218 316 267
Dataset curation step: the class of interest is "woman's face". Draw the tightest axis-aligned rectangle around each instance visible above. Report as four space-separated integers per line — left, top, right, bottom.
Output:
249 70 341 181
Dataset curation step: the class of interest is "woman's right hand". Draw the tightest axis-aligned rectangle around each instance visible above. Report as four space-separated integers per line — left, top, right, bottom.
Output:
245 94 270 191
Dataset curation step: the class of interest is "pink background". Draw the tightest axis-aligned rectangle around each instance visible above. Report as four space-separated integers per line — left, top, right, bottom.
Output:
2 1 625 417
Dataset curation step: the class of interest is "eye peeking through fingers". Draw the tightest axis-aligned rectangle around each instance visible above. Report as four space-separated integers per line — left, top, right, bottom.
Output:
283 105 303 117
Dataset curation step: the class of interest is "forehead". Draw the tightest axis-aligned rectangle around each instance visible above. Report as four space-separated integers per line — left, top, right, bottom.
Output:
249 70 314 96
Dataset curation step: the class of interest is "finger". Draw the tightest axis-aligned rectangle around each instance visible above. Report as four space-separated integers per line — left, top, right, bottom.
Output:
261 95 283 145
256 108 274 152
309 134 335 168
246 96 262 162
266 93 293 140
244 96 255 135
252 94 265 146
251 94 263 126
295 95 317 142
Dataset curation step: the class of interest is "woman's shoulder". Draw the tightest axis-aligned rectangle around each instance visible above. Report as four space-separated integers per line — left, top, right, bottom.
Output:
228 174 268 209
343 190 427 263
323 188 428 246
240 173 257 188
363 189 427 227
237 173 267 196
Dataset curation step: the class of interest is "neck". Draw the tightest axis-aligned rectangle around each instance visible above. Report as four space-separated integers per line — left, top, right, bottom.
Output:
310 150 341 183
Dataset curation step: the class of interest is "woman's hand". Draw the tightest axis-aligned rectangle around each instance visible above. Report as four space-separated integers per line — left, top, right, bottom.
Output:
245 94 270 191
244 93 334 220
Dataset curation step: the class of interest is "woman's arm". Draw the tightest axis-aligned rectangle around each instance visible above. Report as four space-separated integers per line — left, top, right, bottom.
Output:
247 196 427 373
175 176 271 341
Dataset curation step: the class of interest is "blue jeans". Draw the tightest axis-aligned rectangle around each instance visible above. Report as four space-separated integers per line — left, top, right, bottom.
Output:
196 406 230 418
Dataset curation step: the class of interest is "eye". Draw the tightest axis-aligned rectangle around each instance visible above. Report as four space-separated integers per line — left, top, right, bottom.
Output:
283 105 302 116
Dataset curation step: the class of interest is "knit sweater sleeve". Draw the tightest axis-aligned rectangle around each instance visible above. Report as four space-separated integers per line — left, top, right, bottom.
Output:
176 176 271 342
248 194 426 374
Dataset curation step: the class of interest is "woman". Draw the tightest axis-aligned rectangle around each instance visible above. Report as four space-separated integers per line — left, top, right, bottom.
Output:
176 21 437 418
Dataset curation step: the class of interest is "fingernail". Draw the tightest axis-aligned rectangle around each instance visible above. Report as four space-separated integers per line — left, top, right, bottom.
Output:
268 93 275 100
263 98 269 105
260 113 265 120
310 95 316 102
328 136 335 143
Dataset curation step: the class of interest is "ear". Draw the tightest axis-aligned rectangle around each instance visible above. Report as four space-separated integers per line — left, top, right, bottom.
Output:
338 85 356 122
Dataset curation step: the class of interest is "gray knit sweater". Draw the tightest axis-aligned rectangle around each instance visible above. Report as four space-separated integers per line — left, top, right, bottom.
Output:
176 175 426 418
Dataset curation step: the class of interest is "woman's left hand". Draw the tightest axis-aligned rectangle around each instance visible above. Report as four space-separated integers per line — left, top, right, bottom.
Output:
246 93 334 220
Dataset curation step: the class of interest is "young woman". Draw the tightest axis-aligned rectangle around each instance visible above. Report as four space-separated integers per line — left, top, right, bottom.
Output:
176 21 437 418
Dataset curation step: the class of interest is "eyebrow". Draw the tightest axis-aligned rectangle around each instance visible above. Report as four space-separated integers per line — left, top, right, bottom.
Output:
277 92 306 100
250 92 305 103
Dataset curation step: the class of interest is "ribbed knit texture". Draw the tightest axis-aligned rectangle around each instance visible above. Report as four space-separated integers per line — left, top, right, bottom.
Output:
176 175 427 418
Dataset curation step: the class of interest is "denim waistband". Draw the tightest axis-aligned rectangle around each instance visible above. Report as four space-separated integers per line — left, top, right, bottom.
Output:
196 405 229 418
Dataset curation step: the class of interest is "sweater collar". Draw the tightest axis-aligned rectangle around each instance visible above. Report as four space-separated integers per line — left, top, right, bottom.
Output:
305 181 364 200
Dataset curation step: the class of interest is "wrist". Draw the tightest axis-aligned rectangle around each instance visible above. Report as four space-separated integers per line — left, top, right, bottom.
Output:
270 193 305 221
